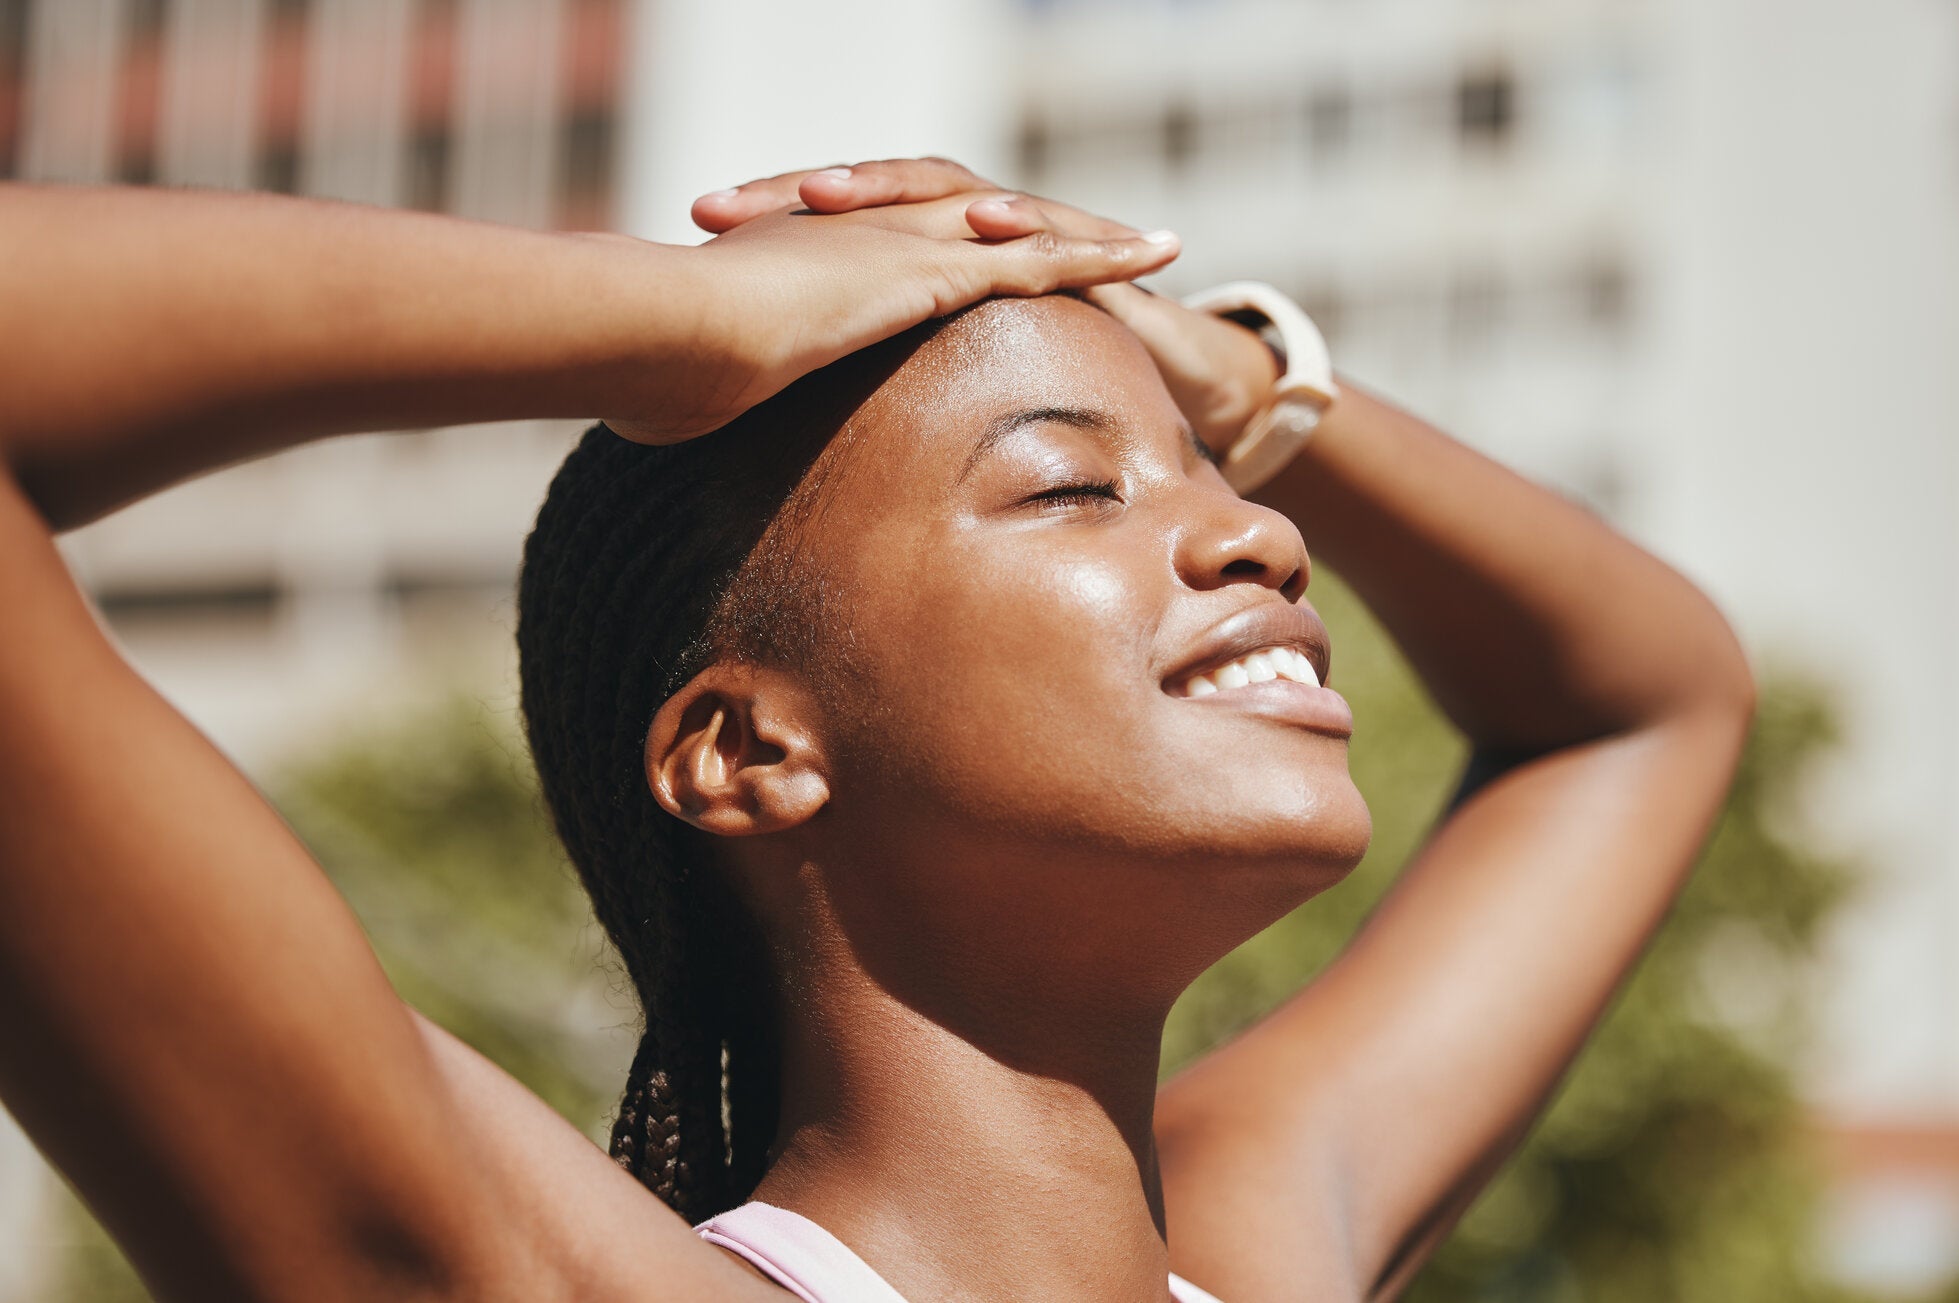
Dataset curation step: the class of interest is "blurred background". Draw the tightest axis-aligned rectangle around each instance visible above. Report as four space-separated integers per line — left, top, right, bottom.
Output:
1 0 1956 1298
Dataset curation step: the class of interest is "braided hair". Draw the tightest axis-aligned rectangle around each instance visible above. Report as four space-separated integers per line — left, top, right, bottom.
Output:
516 323 939 1223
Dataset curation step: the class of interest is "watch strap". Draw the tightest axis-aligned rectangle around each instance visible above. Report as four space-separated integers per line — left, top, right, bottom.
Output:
1180 281 1337 493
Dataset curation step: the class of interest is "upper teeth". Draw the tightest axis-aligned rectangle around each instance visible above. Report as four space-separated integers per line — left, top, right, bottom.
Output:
1177 647 1320 698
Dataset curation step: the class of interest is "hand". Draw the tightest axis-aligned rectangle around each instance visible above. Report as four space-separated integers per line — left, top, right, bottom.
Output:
689 157 1277 458
1081 283 1279 460
605 159 1179 443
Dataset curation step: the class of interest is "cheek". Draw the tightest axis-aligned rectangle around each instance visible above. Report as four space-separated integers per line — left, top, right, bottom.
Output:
819 522 1369 873
833 532 1167 810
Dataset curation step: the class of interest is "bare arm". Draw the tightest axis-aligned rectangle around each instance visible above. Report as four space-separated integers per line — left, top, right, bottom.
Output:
0 179 1173 1300
1148 354 1751 1300
0 180 1174 525
0 184 722 524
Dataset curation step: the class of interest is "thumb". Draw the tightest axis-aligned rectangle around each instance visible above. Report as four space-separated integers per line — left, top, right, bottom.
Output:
1083 283 1278 453
1084 280 1181 341
1083 281 1222 385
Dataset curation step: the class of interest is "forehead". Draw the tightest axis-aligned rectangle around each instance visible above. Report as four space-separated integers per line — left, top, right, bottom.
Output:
852 295 1178 473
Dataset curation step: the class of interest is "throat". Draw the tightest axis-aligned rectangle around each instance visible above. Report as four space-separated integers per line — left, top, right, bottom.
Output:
749 981 1177 1303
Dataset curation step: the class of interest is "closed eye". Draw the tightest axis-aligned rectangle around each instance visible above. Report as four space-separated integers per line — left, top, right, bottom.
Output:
1026 479 1122 510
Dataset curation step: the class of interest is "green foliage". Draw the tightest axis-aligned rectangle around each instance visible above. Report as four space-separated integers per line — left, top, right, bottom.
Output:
55 581 1886 1300
270 699 631 1133
1165 575 1873 1302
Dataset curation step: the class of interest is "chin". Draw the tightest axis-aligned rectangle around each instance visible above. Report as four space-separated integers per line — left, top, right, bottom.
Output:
1226 785 1373 894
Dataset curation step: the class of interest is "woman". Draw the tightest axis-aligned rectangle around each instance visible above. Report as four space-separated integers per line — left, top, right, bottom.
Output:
0 159 1752 1303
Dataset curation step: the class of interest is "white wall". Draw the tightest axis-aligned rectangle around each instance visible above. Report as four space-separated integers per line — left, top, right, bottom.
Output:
1650 0 1959 1120
619 0 1011 244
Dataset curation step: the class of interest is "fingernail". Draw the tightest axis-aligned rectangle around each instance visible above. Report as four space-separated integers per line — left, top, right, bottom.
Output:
815 167 853 180
1143 229 1178 246
704 188 739 199
968 198 1013 217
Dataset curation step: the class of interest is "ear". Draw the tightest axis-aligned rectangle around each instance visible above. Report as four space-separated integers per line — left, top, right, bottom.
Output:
645 663 831 837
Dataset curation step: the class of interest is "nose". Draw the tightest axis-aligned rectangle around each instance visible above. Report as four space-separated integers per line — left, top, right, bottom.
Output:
1173 488 1310 602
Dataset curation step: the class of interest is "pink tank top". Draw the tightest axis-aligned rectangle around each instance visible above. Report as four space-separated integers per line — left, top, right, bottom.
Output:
696 1201 1227 1303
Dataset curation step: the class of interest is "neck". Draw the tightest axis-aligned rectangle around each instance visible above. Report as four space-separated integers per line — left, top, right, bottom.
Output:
745 860 1191 1303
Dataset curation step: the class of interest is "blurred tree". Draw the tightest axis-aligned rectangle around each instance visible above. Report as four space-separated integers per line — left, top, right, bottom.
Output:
269 697 633 1131
53 578 1901 1301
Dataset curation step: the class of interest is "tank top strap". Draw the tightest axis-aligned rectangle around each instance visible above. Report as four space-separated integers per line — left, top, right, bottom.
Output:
1169 1269 1228 1303
695 1199 1228 1303
695 1201 911 1303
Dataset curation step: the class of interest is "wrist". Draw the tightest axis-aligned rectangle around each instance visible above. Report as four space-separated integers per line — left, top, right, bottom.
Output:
1182 282 1338 493
570 235 757 442
1205 316 1284 453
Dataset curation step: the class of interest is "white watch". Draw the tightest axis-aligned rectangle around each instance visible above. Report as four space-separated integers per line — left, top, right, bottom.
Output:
1180 281 1338 494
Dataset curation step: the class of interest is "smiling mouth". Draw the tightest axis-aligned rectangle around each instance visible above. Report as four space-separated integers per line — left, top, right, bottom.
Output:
1170 646 1320 698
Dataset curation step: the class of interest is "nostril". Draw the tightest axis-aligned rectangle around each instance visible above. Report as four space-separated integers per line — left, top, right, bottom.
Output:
1221 558 1264 579
1280 566 1307 600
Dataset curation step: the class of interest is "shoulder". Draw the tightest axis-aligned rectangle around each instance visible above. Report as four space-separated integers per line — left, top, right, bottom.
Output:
1157 1071 1366 1303
409 1014 788 1303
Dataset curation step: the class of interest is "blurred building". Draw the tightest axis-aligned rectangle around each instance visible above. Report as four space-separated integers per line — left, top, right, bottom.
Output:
2 0 1957 1296
4 0 631 770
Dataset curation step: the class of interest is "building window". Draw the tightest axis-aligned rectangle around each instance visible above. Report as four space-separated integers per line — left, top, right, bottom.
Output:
558 109 614 214
1305 87 1351 159
126 0 168 43
403 0 455 210
1580 259 1632 333
1016 113 1051 182
556 0 622 229
255 0 309 194
404 127 450 212
1161 100 1196 172
1457 68 1515 146
0 0 29 179
115 0 168 184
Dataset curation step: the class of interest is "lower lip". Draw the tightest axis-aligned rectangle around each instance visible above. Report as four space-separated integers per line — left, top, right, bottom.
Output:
1170 679 1355 739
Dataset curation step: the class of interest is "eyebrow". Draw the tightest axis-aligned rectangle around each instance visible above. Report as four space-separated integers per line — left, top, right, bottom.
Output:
957 406 1216 482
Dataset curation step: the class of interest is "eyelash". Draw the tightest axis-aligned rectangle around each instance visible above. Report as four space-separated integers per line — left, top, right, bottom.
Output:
1028 479 1122 510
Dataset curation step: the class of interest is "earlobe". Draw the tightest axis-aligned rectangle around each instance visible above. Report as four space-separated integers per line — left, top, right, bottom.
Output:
646 666 831 837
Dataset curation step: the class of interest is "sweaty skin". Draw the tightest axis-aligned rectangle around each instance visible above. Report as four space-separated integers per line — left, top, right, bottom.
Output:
0 171 1752 1303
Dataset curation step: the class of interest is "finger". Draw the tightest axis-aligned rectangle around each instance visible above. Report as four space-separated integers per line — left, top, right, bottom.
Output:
963 195 1051 241
952 230 1182 308
1019 198 1141 242
1082 283 1279 452
968 195 1141 246
1081 280 1162 326
691 166 838 233
798 156 1000 213
1089 281 1268 372
1083 282 1216 374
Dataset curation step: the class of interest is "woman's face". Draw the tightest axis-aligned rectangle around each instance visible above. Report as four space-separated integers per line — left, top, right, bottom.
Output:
795 295 1370 908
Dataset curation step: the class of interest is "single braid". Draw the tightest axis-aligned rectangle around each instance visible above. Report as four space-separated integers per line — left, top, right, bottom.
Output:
517 324 938 1222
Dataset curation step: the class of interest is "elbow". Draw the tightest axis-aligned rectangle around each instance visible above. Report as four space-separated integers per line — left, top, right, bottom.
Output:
1726 639 1759 729
1601 588 1757 760
1690 599 1758 733
1641 595 1756 776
